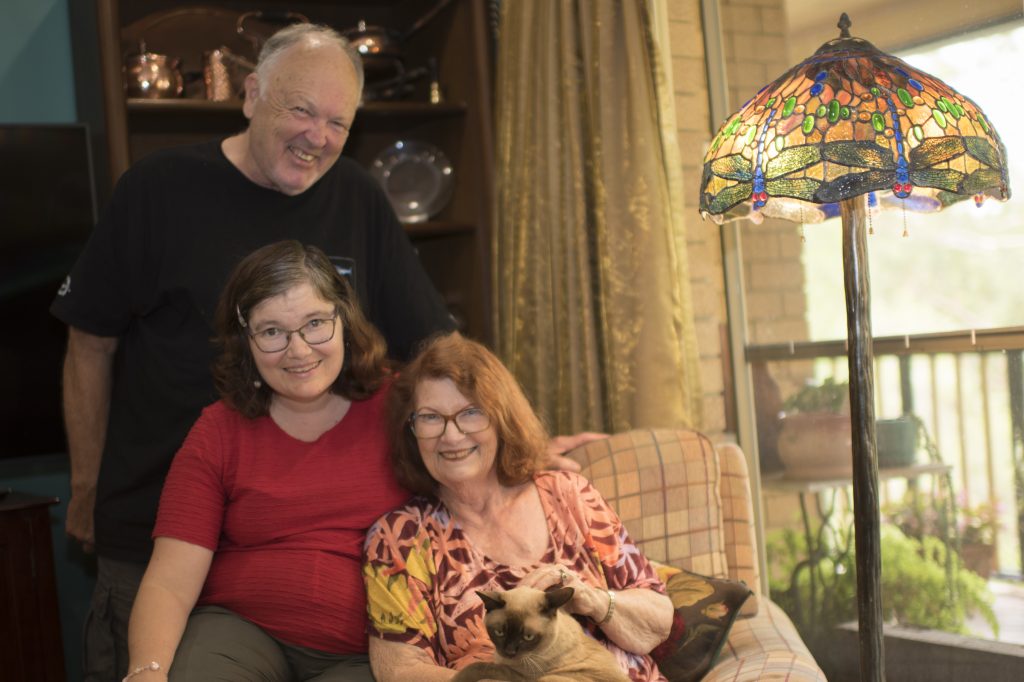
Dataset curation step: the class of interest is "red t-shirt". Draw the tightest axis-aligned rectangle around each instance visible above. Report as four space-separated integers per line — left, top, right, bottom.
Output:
154 386 409 653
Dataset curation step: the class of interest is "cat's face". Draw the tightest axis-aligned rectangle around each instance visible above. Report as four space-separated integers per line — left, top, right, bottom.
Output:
477 586 574 659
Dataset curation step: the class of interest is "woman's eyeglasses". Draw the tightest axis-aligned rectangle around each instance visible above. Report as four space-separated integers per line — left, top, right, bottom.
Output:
409 406 490 439
248 317 338 353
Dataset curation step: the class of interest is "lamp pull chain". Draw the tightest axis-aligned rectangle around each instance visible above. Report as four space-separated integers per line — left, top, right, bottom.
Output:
901 201 909 237
866 191 877 235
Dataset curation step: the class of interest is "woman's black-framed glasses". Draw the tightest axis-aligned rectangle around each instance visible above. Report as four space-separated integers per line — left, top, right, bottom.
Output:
247 316 338 353
409 407 491 439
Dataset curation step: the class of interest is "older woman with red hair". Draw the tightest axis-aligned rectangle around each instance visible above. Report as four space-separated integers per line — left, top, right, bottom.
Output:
363 333 672 681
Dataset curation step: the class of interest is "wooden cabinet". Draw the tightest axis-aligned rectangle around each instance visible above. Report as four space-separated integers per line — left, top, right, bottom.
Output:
0 492 64 681
84 0 494 342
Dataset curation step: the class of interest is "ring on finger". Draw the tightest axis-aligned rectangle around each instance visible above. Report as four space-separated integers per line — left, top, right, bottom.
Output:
559 569 569 584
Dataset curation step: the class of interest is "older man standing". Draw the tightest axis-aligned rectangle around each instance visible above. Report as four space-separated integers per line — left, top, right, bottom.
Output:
52 24 455 681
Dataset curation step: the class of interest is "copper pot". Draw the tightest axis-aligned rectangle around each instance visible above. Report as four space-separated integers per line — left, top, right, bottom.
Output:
341 0 456 77
124 41 183 99
204 47 254 101
341 20 404 77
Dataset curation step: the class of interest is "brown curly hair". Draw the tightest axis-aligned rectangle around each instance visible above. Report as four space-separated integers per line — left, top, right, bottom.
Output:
212 240 389 418
388 333 549 496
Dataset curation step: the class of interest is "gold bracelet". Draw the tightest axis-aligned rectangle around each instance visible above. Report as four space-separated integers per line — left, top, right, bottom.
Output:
598 589 616 625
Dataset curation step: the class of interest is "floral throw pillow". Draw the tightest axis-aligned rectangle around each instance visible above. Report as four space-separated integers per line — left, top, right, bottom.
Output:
650 565 753 682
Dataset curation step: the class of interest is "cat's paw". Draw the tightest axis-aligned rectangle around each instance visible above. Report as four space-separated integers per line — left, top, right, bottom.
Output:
452 662 523 682
451 662 495 682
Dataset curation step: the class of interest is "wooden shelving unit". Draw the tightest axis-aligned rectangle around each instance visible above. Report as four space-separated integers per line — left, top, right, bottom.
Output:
80 0 494 342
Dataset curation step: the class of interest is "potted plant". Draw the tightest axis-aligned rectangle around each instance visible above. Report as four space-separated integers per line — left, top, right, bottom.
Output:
958 501 1000 579
884 490 1001 579
776 378 853 478
776 378 925 478
875 415 919 468
767 523 999 647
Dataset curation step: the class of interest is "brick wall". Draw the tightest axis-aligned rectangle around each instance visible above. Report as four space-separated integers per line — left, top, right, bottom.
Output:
667 0 810 441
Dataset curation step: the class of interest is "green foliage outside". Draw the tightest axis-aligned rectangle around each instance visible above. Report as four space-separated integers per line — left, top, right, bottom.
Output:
767 524 998 643
781 377 849 415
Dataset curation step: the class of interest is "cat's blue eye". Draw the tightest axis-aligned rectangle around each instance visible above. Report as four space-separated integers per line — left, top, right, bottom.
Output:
493 627 504 636
523 632 535 641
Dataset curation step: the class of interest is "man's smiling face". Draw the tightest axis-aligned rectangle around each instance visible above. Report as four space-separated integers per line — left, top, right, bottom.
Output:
240 40 360 196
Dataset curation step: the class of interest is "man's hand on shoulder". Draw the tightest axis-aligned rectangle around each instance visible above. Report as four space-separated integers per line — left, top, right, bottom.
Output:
544 432 609 472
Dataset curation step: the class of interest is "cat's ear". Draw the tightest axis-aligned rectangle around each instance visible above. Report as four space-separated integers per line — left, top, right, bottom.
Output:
544 586 575 612
476 590 506 612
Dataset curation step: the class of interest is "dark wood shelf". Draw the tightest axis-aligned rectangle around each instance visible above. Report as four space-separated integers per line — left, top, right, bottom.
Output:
404 220 475 238
126 98 240 113
126 98 467 118
361 101 467 117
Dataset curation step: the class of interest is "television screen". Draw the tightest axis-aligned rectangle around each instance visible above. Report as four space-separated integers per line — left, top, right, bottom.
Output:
0 124 96 458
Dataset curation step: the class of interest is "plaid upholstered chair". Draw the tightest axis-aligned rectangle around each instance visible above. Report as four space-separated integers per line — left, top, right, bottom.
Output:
567 429 827 682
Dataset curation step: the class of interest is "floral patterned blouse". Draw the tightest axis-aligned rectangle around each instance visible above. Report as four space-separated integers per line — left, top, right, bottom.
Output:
362 470 668 682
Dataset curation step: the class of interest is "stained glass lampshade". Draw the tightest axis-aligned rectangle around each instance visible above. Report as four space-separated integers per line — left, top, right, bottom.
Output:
700 15 1010 224
698 13 1010 681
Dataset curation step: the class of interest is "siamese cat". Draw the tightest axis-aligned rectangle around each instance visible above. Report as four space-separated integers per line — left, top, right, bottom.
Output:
452 585 630 682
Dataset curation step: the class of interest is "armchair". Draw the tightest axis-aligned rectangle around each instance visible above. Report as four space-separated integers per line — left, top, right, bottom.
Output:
568 429 826 681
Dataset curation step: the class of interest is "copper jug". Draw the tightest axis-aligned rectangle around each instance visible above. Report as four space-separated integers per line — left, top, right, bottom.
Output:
123 41 183 99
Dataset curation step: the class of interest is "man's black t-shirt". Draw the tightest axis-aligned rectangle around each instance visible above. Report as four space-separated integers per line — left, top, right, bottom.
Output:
50 140 454 561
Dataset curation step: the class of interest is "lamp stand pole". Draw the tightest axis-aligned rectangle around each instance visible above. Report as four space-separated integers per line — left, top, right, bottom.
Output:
840 194 886 681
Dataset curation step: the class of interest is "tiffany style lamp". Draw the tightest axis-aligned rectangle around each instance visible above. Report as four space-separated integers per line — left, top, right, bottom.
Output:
699 13 1010 681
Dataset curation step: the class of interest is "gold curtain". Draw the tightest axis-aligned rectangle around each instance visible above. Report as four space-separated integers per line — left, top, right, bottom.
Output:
494 0 703 434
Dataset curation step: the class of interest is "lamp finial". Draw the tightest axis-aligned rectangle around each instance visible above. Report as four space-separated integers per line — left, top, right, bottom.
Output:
838 13 851 38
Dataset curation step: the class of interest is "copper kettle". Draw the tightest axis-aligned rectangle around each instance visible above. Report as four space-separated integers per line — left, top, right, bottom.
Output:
123 41 183 99
342 0 455 76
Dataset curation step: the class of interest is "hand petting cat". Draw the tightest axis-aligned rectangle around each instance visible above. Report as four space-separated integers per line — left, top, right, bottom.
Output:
517 563 672 656
518 565 610 624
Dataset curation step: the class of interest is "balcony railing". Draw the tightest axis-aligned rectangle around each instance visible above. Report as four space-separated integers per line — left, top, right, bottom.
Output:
746 325 1024 577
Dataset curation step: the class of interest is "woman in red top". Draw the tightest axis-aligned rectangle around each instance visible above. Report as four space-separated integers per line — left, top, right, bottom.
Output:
126 240 403 681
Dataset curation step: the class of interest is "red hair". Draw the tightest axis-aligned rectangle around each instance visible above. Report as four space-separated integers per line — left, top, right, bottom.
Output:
388 333 549 496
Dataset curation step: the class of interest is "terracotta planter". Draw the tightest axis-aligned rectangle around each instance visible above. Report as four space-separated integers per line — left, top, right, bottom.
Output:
960 542 996 579
777 412 852 479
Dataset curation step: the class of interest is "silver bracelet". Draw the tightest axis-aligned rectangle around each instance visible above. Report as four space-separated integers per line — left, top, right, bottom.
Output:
123 661 164 681
598 589 616 625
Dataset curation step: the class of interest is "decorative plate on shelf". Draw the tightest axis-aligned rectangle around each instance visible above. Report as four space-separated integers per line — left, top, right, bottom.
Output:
370 140 454 223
